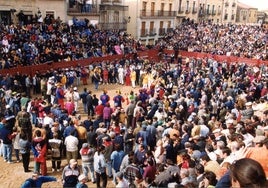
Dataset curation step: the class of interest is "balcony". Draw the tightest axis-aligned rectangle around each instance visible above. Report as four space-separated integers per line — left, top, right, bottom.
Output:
67 6 99 16
148 28 156 36
101 0 122 4
140 10 176 18
207 10 211 15
178 7 184 14
192 8 197 14
199 10 206 17
158 28 166 36
140 29 148 37
166 28 173 33
212 10 216 16
185 7 191 14
232 2 236 7
99 22 126 31
217 11 221 15
225 2 229 7
224 14 228 20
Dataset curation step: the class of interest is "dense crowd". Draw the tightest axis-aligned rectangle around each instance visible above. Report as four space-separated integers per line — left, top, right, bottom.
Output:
157 19 268 60
0 19 268 188
0 16 140 69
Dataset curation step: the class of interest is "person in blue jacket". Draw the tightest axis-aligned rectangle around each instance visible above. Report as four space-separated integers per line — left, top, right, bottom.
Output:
21 171 57 188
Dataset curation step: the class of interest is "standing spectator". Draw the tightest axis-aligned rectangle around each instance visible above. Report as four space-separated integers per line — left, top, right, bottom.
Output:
110 143 125 185
65 98 75 115
113 90 125 108
19 132 31 172
80 143 95 183
31 129 47 176
73 87 80 112
94 145 107 188
12 127 21 162
64 130 79 163
62 159 81 188
92 69 101 90
103 103 113 129
48 132 62 172
0 120 16 163
124 155 142 185
76 123 88 158
79 88 89 114
86 90 94 117
55 82 65 107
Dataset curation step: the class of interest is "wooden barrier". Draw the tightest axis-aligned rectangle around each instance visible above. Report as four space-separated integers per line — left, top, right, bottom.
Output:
0 49 267 76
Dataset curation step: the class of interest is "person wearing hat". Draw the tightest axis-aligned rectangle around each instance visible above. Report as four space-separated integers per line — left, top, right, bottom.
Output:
240 101 254 121
62 159 80 188
76 174 88 188
73 87 80 112
79 143 95 183
20 171 57 188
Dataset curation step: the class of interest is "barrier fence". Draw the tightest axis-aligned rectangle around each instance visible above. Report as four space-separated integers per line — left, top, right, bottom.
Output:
0 49 267 76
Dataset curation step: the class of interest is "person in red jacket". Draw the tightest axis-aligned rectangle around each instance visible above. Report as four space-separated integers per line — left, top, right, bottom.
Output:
31 129 47 176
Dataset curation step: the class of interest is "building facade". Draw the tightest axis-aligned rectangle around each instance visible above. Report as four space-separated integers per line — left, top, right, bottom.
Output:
0 0 128 31
236 2 258 24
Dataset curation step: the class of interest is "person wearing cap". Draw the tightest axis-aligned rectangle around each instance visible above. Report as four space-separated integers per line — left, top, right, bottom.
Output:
240 101 254 121
20 171 57 188
62 159 81 188
73 87 80 112
76 174 88 188
79 143 95 183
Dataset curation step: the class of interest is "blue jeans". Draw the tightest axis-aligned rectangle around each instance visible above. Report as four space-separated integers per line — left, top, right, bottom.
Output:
105 160 112 177
3 144 12 162
82 162 95 182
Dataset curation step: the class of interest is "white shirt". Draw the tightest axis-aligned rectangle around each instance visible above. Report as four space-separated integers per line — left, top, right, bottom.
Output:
64 135 78 152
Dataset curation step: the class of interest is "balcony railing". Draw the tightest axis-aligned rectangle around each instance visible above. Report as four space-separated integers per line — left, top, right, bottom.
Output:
224 14 228 20
232 3 236 7
98 22 127 30
207 10 211 15
158 28 166 36
101 0 122 4
140 10 176 18
185 7 191 14
225 2 229 7
217 11 221 15
140 29 148 37
148 28 156 36
192 7 197 14
212 10 216 16
67 6 99 15
178 7 184 14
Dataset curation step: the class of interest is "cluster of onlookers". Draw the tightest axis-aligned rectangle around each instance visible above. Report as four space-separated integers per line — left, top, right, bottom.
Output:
0 17 140 69
0 19 268 187
0 49 268 188
157 19 268 60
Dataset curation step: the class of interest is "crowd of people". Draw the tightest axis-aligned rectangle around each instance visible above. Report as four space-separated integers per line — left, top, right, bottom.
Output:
0 19 268 188
157 19 268 60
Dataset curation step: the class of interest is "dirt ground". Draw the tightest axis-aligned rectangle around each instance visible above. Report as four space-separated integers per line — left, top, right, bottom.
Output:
0 82 138 188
